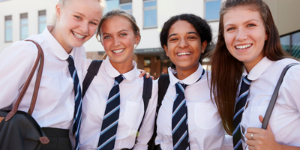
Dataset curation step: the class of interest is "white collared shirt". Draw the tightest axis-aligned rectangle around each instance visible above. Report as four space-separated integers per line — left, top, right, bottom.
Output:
155 64 231 150
240 57 300 149
0 25 86 129
79 58 158 150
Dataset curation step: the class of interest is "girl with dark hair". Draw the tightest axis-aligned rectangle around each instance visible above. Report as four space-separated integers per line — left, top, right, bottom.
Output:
155 14 231 150
210 0 300 149
79 9 158 150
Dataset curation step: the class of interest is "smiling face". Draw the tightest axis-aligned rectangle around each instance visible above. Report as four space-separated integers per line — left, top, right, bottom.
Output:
164 20 207 72
223 6 268 72
100 15 140 65
54 0 102 51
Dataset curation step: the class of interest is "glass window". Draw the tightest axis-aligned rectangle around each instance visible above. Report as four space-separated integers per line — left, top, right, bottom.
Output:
280 35 290 52
38 10 47 34
205 0 221 21
144 0 157 28
20 13 28 40
103 0 120 14
5 15 12 42
120 3 132 14
291 31 300 58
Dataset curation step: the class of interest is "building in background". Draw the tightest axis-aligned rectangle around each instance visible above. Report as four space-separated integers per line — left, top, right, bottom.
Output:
0 0 299 79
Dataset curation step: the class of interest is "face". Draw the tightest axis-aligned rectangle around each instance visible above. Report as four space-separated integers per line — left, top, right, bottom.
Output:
223 6 268 71
55 0 102 51
100 16 140 65
164 20 207 71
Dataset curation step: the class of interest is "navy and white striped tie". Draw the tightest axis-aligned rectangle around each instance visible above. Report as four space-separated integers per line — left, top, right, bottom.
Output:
172 82 189 150
233 75 252 150
67 56 82 150
98 74 124 150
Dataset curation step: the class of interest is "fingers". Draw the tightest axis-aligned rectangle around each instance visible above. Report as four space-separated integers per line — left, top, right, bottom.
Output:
258 115 272 131
245 132 255 140
139 70 146 77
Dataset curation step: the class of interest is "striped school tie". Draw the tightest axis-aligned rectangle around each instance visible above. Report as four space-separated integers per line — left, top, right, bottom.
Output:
98 74 124 150
67 56 82 150
233 75 252 150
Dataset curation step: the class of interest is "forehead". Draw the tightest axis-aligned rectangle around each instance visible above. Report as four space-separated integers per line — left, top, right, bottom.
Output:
223 6 263 26
169 20 197 34
63 0 102 17
101 16 133 32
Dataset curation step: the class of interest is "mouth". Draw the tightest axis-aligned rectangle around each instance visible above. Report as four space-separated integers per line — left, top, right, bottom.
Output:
112 49 125 54
72 31 86 39
177 52 191 56
235 44 253 50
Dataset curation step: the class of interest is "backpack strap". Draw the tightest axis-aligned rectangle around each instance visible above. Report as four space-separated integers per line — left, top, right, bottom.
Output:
262 63 299 129
147 74 169 150
82 60 103 97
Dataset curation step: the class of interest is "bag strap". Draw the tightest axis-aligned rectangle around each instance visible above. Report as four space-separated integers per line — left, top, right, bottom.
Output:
262 63 299 129
5 40 44 121
133 75 153 147
82 60 103 97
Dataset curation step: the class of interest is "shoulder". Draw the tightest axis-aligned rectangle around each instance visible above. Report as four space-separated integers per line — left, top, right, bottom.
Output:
1 40 39 60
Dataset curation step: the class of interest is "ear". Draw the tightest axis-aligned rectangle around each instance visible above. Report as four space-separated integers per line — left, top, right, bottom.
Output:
135 34 141 45
163 45 169 57
201 41 208 53
265 33 268 41
55 4 62 22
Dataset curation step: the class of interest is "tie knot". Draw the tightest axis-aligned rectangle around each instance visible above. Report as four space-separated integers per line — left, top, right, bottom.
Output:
175 82 187 94
243 75 252 85
115 74 124 84
67 56 75 66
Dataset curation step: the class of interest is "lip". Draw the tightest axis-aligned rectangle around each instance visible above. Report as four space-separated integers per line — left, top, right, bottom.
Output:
176 51 192 57
234 43 253 51
72 31 87 41
111 48 125 56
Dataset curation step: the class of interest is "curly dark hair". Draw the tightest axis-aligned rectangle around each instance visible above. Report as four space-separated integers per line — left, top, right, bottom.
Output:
160 14 212 69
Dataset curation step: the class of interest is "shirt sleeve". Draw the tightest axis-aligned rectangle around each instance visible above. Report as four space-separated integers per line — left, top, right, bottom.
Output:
0 41 38 109
134 80 158 150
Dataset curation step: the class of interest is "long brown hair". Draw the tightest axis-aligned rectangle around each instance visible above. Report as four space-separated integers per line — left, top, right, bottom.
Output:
210 0 289 135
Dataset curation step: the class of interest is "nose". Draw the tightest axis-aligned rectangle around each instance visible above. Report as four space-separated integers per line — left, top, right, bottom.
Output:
113 37 121 47
178 38 188 48
79 22 89 35
236 29 247 42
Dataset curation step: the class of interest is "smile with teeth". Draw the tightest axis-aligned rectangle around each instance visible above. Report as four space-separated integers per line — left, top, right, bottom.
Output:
112 49 125 54
72 31 85 39
177 52 191 56
235 44 252 50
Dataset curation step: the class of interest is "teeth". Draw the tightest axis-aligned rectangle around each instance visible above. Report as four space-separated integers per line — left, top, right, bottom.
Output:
112 49 124 54
236 44 251 50
73 32 85 39
178 52 191 56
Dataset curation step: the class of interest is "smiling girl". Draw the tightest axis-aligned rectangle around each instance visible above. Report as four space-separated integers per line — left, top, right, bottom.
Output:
210 0 300 150
155 14 231 150
0 0 104 149
79 9 158 150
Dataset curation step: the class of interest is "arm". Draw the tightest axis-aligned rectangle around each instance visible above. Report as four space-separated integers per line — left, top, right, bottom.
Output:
0 41 37 109
134 80 158 150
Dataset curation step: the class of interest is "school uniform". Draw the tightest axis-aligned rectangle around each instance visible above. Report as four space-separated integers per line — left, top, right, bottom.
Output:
79 58 158 150
155 63 231 150
0 25 86 150
240 57 300 149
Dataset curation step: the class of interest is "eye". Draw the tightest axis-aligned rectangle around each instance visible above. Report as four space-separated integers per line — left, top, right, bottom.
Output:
103 36 110 39
169 38 178 41
247 24 256 27
90 22 97 25
187 36 197 39
120 33 127 37
74 16 81 20
226 27 235 32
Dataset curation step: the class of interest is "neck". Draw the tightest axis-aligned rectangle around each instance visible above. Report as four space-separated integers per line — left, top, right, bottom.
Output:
51 26 73 54
176 63 199 80
109 58 134 74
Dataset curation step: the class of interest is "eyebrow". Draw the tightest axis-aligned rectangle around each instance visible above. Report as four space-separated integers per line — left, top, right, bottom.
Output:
168 31 198 39
224 19 259 28
102 29 129 35
73 12 100 22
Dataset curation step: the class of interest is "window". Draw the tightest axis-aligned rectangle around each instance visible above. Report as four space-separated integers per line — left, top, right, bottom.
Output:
144 0 157 28
5 15 12 42
20 13 28 40
103 0 119 14
205 0 221 21
280 30 300 59
120 0 132 14
38 10 46 34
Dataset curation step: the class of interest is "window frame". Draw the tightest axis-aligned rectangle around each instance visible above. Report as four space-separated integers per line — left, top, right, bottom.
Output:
119 2 132 14
143 0 157 29
20 13 28 40
38 10 47 34
5 15 12 43
204 0 221 22
280 30 300 58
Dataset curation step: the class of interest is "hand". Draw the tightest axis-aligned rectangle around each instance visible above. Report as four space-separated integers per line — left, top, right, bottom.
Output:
139 69 154 79
245 115 282 150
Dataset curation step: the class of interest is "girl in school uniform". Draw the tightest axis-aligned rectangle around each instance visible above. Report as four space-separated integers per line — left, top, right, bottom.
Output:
210 0 300 150
0 0 105 149
79 9 158 150
155 14 231 150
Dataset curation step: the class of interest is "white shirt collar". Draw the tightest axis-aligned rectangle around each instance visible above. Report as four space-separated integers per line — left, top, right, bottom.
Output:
168 63 204 86
42 25 74 60
245 57 274 80
103 57 140 81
